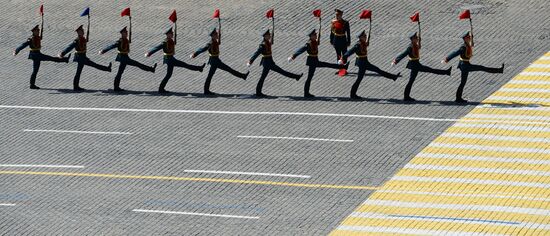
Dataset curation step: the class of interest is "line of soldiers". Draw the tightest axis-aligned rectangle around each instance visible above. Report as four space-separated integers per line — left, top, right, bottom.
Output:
14 9 504 103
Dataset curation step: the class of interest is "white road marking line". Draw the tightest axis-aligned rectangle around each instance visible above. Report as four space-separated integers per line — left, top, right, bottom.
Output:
377 189 550 202
404 163 550 177
507 80 550 85
362 199 550 216
539 56 550 60
529 64 550 68
237 135 353 143
184 170 311 179
392 175 550 189
465 113 550 121
132 209 259 219
23 129 132 135
0 164 85 169
336 225 507 236
416 152 550 166
440 132 550 143
0 105 460 122
520 71 550 76
452 122 550 132
485 96 550 103
0 203 16 207
430 142 549 154
499 88 550 93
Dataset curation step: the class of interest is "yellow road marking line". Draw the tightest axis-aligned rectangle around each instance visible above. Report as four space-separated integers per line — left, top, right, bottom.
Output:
0 171 379 190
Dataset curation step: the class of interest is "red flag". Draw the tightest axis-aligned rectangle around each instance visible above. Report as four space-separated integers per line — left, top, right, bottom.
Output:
312 9 321 18
169 10 177 23
359 10 372 19
213 9 220 19
338 69 347 77
39 5 44 16
459 10 470 20
410 12 420 22
121 7 131 17
266 9 274 18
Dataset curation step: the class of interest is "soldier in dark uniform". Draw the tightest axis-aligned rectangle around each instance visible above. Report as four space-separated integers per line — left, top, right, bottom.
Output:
289 29 347 98
146 28 205 93
443 31 504 103
340 30 400 99
330 9 351 65
190 28 249 96
248 29 303 97
14 25 71 89
60 25 112 91
99 26 157 92
392 32 451 101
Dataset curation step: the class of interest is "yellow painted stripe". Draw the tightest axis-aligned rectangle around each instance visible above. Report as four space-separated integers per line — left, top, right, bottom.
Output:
502 83 550 89
492 91 550 98
545 52 550 56
446 126 550 138
470 107 550 117
433 136 550 148
382 180 550 195
368 191 549 209
410 157 550 172
512 75 550 80
396 169 550 184
340 217 550 235
525 67 550 72
0 171 379 190
423 147 549 160
356 205 550 225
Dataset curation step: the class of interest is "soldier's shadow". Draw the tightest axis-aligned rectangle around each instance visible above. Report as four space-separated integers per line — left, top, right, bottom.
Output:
45 88 106 94
98 89 146 95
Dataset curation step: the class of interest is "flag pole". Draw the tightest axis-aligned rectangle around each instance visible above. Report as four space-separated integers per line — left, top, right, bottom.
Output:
469 18 474 46
87 14 91 40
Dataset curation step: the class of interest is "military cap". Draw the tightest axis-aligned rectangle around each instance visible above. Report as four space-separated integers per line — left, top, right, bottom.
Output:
357 30 367 38
120 27 128 33
409 32 418 39
263 29 270 36
31 25 39 32
308 29 316 36
335 9 343 14
165 27 173 34
75 25 84 32
462 31 471 38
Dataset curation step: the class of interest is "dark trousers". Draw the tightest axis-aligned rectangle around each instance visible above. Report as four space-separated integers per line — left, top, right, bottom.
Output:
73 57 111 88
205 57 247 93
352 62 398 97
333 38 348 61
30 53 67 86
456 62 502 100
257 60 301 95
305 60 342 95
405 62 449 99
160 57 203 91
114 56 155 89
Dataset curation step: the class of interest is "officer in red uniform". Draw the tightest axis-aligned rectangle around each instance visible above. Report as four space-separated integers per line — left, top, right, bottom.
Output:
340 31 400 99
60 25 112 91
443 31 504 103
392 32 451 101
330 9 351 65
289 29 347 98
147 28 205 93
248 30 302 97
14 25 71 89
100 26 157 92
191 28 249 96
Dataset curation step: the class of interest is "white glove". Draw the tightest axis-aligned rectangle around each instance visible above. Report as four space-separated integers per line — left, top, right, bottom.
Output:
287 56 293 62
338 59 345 65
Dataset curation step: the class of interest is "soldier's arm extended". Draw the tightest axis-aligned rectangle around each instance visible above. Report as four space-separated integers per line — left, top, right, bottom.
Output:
147 42 164 57
394 46 412 64
192 43 210 57
342 44 359 62
14 40 30 55
100 41 119 54
290 44 307 59
444 46 465 62
249 44 264 64
60 41 77 57
345 21 351 45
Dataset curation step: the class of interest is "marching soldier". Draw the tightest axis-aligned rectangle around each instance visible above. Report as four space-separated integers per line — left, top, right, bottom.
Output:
289 29 347 98
340 30 400 99
330 9 351 66
392 32 451 101
190 28 249 96
248 30 303 97
146 28 205 93
14 25 71 89
100 26 157 92
60 25 112 91
442 31 504 103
